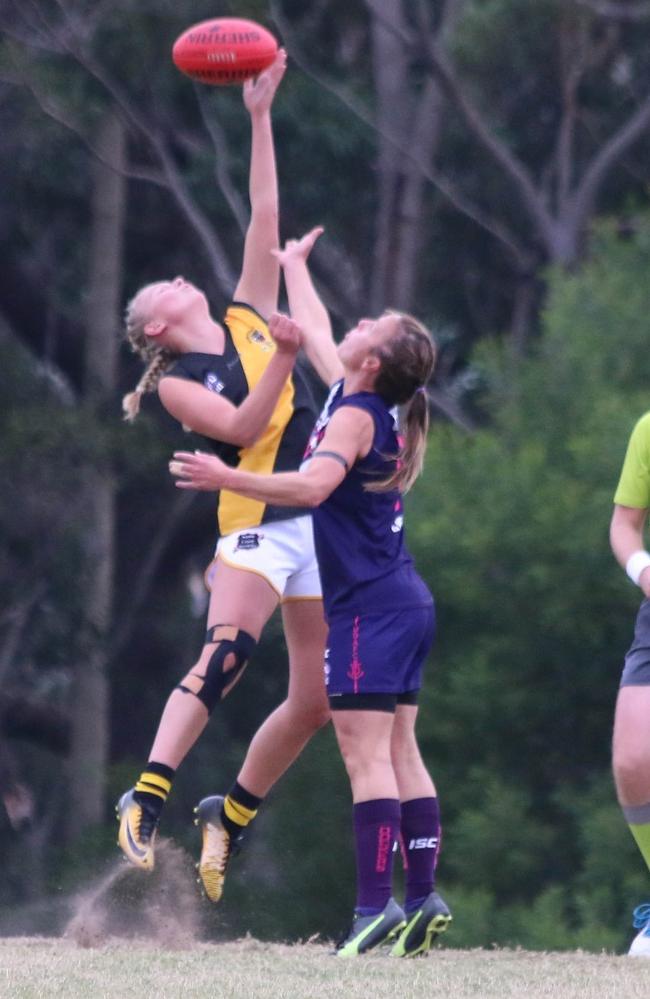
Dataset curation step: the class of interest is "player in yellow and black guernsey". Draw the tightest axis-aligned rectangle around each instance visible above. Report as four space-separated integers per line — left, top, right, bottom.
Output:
115 51 330 907
164 301 316 538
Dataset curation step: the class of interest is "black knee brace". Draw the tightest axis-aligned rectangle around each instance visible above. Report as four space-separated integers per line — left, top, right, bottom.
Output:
177 625 256 714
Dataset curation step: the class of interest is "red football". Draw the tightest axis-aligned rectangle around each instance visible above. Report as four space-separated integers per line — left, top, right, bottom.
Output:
172 17 278 85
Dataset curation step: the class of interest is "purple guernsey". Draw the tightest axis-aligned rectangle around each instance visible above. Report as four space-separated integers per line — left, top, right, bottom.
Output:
304 381 432 619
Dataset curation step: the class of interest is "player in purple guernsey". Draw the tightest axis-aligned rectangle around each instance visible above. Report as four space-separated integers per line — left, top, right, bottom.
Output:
171 228 452 958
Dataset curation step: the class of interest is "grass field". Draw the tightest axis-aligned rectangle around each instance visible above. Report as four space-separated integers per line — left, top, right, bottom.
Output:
2 842 646 998
1 936 649 999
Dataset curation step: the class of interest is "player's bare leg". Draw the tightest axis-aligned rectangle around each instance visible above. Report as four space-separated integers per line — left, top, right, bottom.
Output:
197 598 329 901
117 560 277 871
613 686 650 955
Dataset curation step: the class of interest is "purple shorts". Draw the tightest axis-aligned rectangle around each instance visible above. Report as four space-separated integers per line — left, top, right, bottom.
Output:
324 604 435 705
621 598 650 686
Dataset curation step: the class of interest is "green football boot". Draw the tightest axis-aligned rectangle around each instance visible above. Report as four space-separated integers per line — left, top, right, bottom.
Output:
336 897 406 957
390 891 452 957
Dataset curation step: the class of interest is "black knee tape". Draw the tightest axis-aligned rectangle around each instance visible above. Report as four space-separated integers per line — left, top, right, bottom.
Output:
177 625 256 714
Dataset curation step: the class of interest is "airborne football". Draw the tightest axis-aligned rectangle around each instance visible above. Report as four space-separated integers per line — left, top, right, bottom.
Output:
172 17 278 85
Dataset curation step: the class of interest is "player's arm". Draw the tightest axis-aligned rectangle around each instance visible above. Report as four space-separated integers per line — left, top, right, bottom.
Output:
273 228 344 387
170 405 373 504
610 504 650 597
158 312 299 448
233 50 287 318
610 414 650 596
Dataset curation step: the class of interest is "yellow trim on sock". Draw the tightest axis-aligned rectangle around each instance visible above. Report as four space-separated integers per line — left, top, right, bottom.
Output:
224 796 257 827
134 771 172 801
134 782 167 802
139 772 172 794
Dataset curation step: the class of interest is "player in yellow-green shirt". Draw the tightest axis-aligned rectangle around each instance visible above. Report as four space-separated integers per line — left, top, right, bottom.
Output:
611 412 650 956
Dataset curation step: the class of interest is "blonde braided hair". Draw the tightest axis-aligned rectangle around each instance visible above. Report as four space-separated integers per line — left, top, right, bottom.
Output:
122 287 178 422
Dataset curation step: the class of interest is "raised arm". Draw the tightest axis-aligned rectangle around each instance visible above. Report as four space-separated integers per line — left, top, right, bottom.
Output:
158 313 300 448
233 50 287 317
274 227 344 387
170 405 373 504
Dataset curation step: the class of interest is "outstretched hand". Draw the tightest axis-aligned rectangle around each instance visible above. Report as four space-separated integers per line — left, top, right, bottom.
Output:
268 311 303 355
271 226 324 267
170 451 230 491
243 48 287 115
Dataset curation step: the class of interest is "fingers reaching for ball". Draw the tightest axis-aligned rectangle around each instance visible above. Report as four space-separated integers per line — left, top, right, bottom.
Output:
244 48 287 114
272 226 325 267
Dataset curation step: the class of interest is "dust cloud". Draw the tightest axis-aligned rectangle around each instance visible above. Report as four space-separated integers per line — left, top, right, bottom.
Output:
64 838 203 949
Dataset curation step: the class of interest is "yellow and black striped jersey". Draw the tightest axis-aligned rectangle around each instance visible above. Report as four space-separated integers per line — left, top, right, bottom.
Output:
163 302 318 537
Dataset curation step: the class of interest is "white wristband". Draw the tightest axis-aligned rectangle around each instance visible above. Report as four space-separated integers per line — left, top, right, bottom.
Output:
626 550 650 586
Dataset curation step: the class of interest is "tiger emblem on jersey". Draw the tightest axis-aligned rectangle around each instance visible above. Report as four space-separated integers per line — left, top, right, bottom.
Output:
247 328 273 351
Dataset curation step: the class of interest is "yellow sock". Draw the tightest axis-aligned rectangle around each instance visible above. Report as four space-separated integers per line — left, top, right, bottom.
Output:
134 762 175 812
220 782 263 837
630 822 650 872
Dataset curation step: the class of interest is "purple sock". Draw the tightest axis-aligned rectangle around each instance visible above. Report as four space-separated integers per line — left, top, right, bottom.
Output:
353 798 401 914
401 797 441 912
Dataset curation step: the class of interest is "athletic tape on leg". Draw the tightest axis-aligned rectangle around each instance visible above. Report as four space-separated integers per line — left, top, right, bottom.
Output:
177 625 256 713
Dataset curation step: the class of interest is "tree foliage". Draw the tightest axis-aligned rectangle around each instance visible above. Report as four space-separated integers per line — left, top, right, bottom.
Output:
2 0 650 950
406 217 650 948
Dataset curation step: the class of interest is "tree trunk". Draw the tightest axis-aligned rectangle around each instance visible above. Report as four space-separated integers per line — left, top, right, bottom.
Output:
510 275 539 356
65 111 125 840
369 1 451 313
369 0 411 313
393 77 445 310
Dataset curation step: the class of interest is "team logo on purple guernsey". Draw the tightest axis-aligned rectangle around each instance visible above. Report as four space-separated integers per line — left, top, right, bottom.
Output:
234 532 263 551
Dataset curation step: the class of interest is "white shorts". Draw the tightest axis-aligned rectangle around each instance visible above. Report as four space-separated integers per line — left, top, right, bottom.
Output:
205 514 322 602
